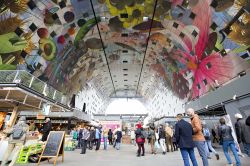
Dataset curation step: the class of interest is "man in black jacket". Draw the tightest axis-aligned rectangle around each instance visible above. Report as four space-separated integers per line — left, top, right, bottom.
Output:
175 114 198 166
41 118 52 142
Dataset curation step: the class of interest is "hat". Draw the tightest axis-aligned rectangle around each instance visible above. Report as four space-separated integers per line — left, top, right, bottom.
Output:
235 113 243 119
136 123 142 128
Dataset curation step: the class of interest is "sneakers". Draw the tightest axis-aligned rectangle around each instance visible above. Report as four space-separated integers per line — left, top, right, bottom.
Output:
215 154 220 160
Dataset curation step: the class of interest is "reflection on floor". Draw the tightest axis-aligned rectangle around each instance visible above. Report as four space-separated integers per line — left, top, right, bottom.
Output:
30 144 250 166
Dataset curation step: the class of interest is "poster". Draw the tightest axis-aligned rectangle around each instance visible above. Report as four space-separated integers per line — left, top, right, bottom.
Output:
99 121 122 132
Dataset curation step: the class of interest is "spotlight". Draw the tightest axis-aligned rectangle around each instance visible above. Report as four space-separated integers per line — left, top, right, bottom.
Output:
143 16 149 22
14 79 21 83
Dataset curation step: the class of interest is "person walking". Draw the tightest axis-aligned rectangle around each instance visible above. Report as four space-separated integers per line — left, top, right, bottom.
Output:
186 108 208 166
88 127 95 150
211 128 219 143
235 113 250 157
103 128 108 150
175 114 198 166
202 122 220 160
1 116 29 166
41 118 52 142
77 127 83 149
218 117 241 166
95 127 101 151
130 129 136 146
115 128 122 150
108 129 113 145
172 127 178 151
135 123 145 157
80 127 90 154
148 125 156 154
158 124 166 155
165 123 174 152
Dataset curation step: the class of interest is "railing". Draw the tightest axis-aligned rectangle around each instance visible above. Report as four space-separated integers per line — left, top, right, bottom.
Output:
0 70 68 105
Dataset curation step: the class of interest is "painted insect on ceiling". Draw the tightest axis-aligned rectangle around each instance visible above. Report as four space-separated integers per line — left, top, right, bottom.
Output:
0 0 250 104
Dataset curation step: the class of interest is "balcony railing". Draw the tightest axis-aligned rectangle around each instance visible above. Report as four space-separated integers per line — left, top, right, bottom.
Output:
0 70 68 105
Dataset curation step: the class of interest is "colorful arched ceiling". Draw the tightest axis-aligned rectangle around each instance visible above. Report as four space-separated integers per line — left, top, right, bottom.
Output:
0 0 250 105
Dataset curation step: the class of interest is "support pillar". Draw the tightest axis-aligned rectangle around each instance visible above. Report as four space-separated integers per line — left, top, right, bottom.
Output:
8 105 19 127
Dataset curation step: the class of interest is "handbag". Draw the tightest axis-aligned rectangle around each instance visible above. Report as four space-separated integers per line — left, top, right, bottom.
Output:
136 137 143 143
154 141 160 149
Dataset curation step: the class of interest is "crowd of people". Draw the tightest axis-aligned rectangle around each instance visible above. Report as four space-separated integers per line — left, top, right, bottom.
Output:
132 108 250 166
1 108 249 166
70 126 123 155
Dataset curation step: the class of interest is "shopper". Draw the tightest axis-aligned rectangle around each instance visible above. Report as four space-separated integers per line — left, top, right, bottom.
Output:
115 128 122 150
135 123 145 157
80 127 90 154
158 124 166 155
165 123 174 152
130 129 136 146
148 125 156 154
172 127 178 151
108 129 113 145
95 126 102 151
1 116 29 166
88 127 95 150
186 108 208 166
218 117 241 166
202 122 219 160
41 118 52 142
211 128 219 143
234 113 250 157
175 114 198 166
103 128 108 150
78 127 83 149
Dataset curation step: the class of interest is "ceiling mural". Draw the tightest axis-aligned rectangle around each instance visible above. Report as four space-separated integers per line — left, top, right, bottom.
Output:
0 0 250 106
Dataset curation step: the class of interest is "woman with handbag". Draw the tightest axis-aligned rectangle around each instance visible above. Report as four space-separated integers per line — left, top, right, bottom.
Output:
135 123 145 157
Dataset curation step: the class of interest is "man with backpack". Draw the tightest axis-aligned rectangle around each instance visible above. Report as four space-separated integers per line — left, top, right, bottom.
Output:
202 122 219 160
1 116 29 166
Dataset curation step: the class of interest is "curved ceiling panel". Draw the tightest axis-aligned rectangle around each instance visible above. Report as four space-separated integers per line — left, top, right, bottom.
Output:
0 0 250 105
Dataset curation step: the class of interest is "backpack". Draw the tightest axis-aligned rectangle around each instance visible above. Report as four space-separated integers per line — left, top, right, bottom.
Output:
73 131 78 140
203 128 210 139
12 126 24 139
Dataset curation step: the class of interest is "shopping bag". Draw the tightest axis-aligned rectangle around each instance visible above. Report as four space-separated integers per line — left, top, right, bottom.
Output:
154 141 160 149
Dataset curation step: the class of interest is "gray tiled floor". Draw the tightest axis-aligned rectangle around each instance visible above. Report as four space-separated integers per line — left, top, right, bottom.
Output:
30 144 250 166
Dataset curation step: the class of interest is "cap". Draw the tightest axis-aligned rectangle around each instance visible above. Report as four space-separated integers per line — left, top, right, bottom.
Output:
235 113 243 119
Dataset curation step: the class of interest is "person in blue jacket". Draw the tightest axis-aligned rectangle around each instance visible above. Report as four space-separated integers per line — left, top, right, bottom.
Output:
175 114 198 166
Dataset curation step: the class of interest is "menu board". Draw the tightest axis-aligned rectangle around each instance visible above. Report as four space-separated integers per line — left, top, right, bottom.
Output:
42 131 64 157
38 131 65 165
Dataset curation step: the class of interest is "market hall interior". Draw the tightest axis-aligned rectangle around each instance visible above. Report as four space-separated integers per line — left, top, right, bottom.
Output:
1 0 250 166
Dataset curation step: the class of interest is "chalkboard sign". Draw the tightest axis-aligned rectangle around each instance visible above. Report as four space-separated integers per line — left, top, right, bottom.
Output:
38 131 65 166
43 131 64 156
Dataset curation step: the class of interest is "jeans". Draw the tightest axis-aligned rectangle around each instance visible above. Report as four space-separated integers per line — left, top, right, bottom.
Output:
116 142 121 150
205 140 218 157
243 143 250 157
159 138 166 152
180 148 198 166
194 141 209 166
222 140 241 166
95 139 101 150
81 139 87 154
104 137 108 150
